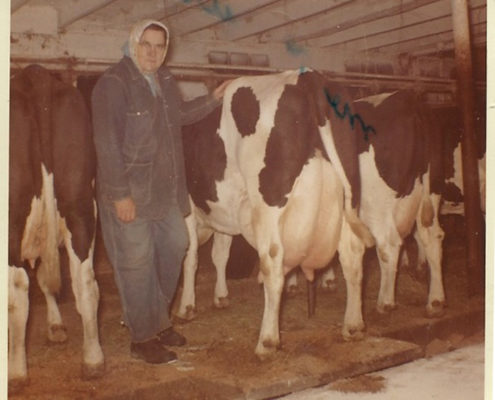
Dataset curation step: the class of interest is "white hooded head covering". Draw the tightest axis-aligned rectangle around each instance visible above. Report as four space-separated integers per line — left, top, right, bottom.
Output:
126 19 170 74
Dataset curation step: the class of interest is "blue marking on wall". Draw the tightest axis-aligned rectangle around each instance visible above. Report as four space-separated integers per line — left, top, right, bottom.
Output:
182 0 233 22
181 2 311 56
285 39 306 56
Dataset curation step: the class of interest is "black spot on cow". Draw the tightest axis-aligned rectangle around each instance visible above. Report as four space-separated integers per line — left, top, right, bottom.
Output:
9 76 42 267
231 86 260 137
10 65 96 264
436 106 463 184
259 83 321 207
434 103 485 201
443 182 464 204
296 71 362 209
183 107 226 213
51 80 96 261
353 91 433 198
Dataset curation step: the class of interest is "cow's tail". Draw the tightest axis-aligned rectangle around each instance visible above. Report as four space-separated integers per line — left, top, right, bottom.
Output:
317 123 374 247
39 164 62 295
299 70 374 247
26 65 62 295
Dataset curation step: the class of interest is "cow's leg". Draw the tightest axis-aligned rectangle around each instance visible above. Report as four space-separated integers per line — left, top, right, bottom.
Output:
416 194 446 317
211 232 232 308
256 239 284 357
411 229 429 281
320 264 337 291
38 166 66 342
414 230 427 268
338 218 366 340
284 268 299 295
36 262 67 343
8 266 30 386
375 237 402 313
399 246 410 268
65 237 105 379
176 213 199 320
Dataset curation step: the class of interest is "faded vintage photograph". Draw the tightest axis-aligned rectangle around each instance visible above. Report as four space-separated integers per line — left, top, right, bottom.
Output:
7 1 488 399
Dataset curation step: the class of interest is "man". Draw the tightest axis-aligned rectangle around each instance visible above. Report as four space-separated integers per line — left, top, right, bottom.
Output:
91 19 229 364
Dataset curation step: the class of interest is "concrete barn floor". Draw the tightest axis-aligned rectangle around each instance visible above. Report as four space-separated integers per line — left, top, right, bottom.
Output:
279 338 485 400
9 215 486 399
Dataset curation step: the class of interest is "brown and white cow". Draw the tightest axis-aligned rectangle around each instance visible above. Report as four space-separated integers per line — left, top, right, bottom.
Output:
9 65 104 387
400 102 485 273
178 69 375 357
178 71 449 358
438 104 486 215
287 90 448 316
351 91 446 316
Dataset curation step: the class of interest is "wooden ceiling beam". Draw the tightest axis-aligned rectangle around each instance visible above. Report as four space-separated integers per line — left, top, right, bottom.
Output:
325 15 454 52
306 0 448 47
310 0 485 48
168 0 283 37
159 0 210 21
210 0 353 42
257 0 437 43
325 3 486 53
364 21 486 56
58 0 120 31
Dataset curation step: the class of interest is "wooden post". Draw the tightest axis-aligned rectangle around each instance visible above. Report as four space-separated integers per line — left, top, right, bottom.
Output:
451 0 484 296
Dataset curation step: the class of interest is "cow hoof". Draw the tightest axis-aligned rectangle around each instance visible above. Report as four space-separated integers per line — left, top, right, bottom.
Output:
426 300 447 318
82 361 105 380
174 305 197 323
8 376 29 394
342 324 365 341
255 341 280 360
376 303 397 314
48 324 68 343
214 296 230 309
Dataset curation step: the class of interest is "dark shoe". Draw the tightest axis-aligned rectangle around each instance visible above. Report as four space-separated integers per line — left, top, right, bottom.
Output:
130 338 177 364
157 327 187 347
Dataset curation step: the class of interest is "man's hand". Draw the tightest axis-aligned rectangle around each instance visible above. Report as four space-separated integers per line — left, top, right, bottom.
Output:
213 79 234 100
114 197 136 222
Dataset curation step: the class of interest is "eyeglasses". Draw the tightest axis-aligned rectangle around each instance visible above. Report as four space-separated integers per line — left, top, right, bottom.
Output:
138 41 166 53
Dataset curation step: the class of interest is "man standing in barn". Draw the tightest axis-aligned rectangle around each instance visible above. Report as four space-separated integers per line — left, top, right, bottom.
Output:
91 19 229 364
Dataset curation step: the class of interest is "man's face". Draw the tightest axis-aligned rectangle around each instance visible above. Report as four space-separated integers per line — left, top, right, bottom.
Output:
136 28 166 73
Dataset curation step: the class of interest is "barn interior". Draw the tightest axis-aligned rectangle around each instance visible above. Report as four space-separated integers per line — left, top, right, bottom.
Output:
9 1 487 399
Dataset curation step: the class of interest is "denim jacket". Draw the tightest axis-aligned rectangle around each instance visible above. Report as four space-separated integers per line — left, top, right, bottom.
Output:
91 56 220 219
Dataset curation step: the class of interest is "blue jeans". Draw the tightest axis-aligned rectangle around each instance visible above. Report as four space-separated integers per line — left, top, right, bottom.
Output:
98 201 189 342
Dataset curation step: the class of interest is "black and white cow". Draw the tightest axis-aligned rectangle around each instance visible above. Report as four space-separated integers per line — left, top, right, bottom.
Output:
9 65 104 386
351 91 446 316
285 90 448 316
177 71 448 358
399 102 485 272
178 69 378 357
438 104 486 215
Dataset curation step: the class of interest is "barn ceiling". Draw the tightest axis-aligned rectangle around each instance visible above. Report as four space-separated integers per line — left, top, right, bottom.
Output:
11 0 486 56
10 0 487 91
